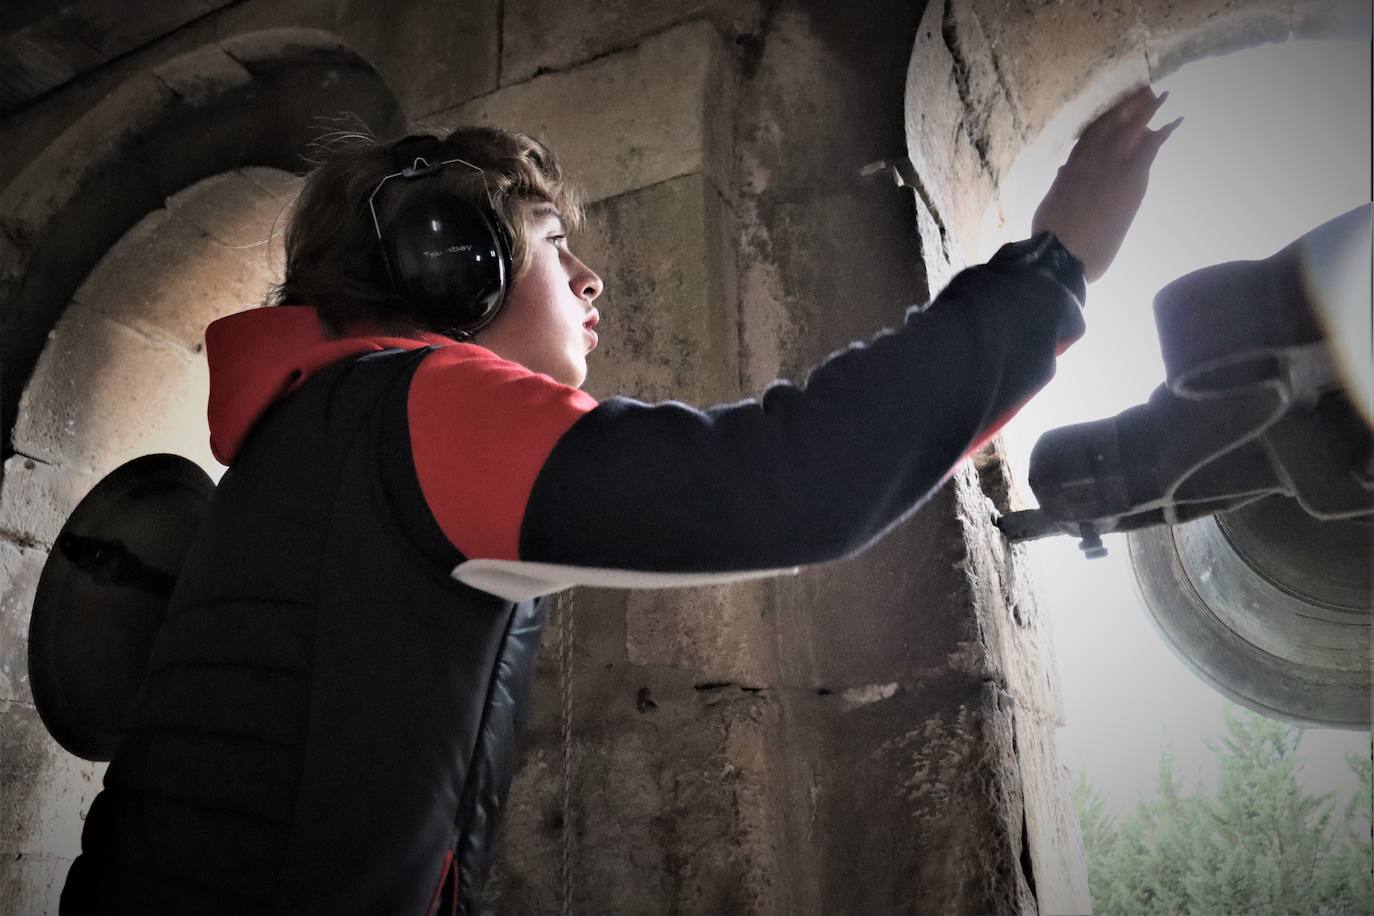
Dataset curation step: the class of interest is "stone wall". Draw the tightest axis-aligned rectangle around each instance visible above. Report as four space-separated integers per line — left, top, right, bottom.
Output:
2 0 1366 913
904 0 1371 270
0 167 298 915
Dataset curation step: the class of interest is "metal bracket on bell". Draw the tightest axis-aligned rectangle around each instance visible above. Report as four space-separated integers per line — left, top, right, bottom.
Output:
1000 204 1374 551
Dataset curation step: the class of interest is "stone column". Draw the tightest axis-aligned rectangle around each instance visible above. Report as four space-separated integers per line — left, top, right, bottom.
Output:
434 17 801 912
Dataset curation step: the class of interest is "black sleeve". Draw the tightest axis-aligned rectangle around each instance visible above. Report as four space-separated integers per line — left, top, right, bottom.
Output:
519 233 1085 573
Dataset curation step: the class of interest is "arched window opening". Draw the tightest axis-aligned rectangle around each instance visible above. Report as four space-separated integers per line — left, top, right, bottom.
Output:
985 37 1371 911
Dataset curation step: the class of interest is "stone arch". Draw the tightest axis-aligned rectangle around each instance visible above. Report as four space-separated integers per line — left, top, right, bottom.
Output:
903 0 1370 283
0 27 405 461
9 167 299 499
0 30 403 914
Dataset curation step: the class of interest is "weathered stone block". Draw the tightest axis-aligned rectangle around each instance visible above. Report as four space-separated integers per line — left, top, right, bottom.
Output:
641 2 915 454
624 578 778 688
738 184 930 383
211 0 336 42
797 679 1033 915
904 25 999 254
573 731 669 905
943 0 1026 182
577 173 740 405
971 0 1145 144
489 732 669 914
0 72 170 246
952 463 1065 723
238 165 304 203
945 1 1002 120
337 0 500 117
661 688 785 915
540 587 629 678
73 204 273 353
0 852 71 916
217 27 362 73
1144 1 1293 79
767 486 987 690
0 227 25 334
0 224 23 276
904 1 969 247
0 540 46 704
500 0 764 86
436 20 732 204
733 198 796 393
981 92 1022 189
60 0 230 61
494 671 789 914
0 699 104 861
1292 0 1373 40
1 19 101 99
1014 708 1091 914
165 169 292 274
12 305 215 475
910 183 956 297
0 456 99 550
733 5 913 207
737 449 1063 704
945 118 996 263
151 43 254 110
137 30 402 196
484 743 560 912
0 0 271 193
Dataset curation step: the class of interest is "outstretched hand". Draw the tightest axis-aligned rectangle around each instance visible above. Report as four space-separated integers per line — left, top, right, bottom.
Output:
1032 85 1182 284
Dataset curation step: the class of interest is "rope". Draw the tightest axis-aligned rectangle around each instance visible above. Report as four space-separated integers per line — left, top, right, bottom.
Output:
557 588 575 916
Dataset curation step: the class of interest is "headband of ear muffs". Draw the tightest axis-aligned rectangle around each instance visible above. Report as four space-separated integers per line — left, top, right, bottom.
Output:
368 134 512 337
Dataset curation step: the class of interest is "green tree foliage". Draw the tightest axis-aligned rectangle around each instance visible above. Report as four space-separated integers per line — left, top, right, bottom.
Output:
1075 707 1373 915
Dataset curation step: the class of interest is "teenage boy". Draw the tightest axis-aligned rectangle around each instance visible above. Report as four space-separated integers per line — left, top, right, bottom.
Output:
61 86 1177 915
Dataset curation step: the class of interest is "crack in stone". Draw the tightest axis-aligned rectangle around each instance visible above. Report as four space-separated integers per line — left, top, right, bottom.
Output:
9 450 53 468
939 1 993 173
66 299 201 363
973 6 1025 138
495 0 506 86
892 155 951 247
451 14 739 107
0 529 45 551
693 680 766 693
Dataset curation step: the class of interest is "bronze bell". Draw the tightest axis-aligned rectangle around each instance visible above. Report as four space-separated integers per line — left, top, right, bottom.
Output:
28 453 214 761
1005 203 1372 729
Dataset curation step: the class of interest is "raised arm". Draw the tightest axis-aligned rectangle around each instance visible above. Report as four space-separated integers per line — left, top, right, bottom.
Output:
404 235 1082 599
406 84 1179 600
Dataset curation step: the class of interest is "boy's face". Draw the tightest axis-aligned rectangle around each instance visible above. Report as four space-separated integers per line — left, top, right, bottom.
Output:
474 203 603 388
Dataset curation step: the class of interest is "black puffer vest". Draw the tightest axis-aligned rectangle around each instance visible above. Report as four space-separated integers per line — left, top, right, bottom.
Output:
63 348 547 915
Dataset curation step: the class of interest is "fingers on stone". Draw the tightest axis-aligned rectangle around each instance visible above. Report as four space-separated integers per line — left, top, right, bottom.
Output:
1144 89 1171 122
1117 87 1166 139
1082 85 1157 146
1145 116 1184 153
1114 84 1155 121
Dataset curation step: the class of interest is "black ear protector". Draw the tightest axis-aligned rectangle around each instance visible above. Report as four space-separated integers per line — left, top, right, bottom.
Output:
368 134 512 338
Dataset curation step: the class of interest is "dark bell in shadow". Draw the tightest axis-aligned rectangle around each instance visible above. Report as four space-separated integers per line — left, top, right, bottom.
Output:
28 454 213 761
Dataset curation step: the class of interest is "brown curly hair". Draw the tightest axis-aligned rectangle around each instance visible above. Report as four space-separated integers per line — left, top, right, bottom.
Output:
271 124 584 338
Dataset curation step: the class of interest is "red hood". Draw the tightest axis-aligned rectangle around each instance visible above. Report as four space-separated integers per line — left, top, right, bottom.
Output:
205 306 456 465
